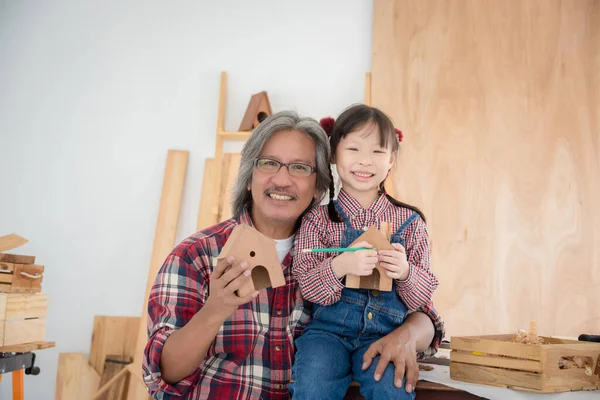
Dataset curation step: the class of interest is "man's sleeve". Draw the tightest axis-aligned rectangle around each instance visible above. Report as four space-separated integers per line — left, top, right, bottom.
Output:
142 240 209 398
415 301 445 360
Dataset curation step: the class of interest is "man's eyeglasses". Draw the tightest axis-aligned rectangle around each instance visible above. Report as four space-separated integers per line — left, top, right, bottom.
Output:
253 158 316 177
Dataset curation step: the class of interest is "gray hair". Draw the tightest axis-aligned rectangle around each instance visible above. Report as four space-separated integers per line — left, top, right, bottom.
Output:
232 110 331 219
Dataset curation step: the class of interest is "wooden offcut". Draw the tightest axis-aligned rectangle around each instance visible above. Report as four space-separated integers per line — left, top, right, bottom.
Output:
0 253 35 264
55 353 101 400
127 149 188 400
450 335 600 392
89 316 139 375
0 293 47 346
0 234 28 253
97 355 132 400
345 226 394 291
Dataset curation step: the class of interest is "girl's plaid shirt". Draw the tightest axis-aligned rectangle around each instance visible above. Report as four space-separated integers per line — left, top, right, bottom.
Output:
292 190 444 358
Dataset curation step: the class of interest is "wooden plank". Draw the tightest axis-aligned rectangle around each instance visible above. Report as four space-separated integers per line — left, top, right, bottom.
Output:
364 71 372 106
0 253 35 264
0 234 28 252
94 367 130 400
451 336 542 360
450 361 543 391
97 355 132 400
219 153 241 222
89 316 139 375
55 353 101 400
128 149 188 400
197 158 218 229
0 340 55 353
450 350 542 372
196 71 227 231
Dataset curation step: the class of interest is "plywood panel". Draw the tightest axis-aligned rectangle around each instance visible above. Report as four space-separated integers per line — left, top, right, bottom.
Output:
372 0 600 337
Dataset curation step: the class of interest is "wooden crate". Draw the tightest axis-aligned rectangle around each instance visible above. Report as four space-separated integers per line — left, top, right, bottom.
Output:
0 261 44 293
450 335 600 393
0 293 47 347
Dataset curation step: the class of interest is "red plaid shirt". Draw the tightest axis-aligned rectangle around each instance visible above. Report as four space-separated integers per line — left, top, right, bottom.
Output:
293 190 444 357
143 211 310 399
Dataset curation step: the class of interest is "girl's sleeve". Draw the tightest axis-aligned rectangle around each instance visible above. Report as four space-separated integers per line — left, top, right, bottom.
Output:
292 210 345 305
395 217 439 311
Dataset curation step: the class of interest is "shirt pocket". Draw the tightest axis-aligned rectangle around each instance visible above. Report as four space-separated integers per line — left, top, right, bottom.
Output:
211 301 262 366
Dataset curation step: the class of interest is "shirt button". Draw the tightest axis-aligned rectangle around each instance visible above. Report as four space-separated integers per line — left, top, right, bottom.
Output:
371 290 379 296
275 345 281 351
367 312 373 320
276 310 282 316
276 384 282 389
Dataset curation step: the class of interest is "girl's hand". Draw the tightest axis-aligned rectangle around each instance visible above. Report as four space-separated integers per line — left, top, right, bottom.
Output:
377 243 410 281
332 241 378 278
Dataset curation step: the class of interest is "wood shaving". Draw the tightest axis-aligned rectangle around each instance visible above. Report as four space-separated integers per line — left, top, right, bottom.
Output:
509 320 546 345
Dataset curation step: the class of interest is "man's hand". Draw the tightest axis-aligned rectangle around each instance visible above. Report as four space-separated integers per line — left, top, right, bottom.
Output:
204 256 259 323
331 241 377 278
361 326 419 393
377 243 410 280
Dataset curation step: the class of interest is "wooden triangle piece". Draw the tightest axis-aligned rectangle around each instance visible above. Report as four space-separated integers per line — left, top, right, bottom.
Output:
0 234 28 253
239 91 272 131
345 225 394 291
217 224 285 297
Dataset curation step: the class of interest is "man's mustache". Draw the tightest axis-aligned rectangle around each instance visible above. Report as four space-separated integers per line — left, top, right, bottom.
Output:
264 187 298 200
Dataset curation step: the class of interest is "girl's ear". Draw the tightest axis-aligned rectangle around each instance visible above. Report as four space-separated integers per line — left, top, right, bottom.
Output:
387 151 396 172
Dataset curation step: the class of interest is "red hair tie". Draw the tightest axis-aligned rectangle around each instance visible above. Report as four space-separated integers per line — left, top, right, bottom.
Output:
394 128 403 142
320 117 335 135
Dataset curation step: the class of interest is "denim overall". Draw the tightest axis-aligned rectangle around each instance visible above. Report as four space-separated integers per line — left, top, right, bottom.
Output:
290 201 419 400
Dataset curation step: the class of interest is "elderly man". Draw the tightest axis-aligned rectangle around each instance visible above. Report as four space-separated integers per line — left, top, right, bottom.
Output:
142 111 443 399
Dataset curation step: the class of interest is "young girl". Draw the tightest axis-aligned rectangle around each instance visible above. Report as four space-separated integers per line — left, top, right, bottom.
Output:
290 104 439 400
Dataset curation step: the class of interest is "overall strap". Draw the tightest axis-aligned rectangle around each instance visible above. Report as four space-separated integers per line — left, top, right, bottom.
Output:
393 212 420 236
333 200 354 230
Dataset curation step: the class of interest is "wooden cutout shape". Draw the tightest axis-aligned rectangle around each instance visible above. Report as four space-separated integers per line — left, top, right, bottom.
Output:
345 223 394 291
239 91 272 131
0 234 28 253
216 224 285 297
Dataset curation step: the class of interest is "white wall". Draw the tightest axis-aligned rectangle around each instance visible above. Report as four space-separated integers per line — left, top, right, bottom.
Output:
0 0 372 398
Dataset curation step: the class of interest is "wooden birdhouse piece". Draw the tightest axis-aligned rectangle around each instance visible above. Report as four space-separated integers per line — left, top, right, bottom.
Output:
216 224 285 297
346 223 394 291
239 91 272 131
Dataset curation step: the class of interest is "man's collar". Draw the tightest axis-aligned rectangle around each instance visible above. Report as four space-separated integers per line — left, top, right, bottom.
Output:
238 209 254 226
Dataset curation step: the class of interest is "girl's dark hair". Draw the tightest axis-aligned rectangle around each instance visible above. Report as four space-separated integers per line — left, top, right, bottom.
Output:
324 104 426 223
